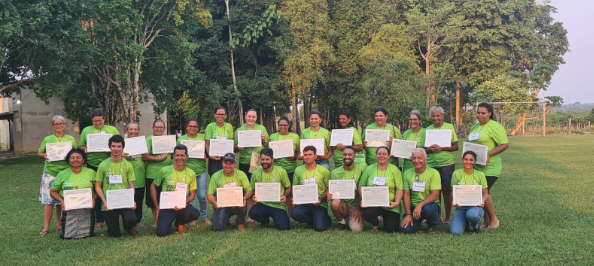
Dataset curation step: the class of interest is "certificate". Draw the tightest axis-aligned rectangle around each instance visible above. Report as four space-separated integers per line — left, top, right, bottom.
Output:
151 135 177 154
292 184 319 204
124 136 148 157
269 139 294 159
330 129 354 146
365 129 390 147
237 130 262 148
216 187 244 207
453 185 483 206
361 187 389 207
86 133 112 152
159 191 187 209
300 139 325 156
254 182 281 202
424 129 452 147
462 142 488 165
105 189 134 209
63 188 93 210
329 180 355 199
181 140 205 159
46 142 73 162
390 139 417 159
208 139 234 157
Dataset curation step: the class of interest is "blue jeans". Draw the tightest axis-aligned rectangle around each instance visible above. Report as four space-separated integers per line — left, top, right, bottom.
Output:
316 160 331 171
450 207 484 235
190 173 208 220
211 206 247 231
401 203 440 234
156 205 200 236
248 203 290 230
291 204 331 232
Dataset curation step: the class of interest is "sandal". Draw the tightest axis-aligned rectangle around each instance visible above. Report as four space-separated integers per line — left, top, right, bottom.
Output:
95 223 103 230
39 230 50 236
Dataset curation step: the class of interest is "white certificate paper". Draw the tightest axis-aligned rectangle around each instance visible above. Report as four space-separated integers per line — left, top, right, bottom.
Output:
181 140 205 159
453 185 483 206
361 186 390 207
216 187 244 207
269 139 294 159
293 184 319 204
160 191 187 209
86 133 113 152
329 180 355 199
330 129 354 146
151 135 177 154
46 142 73 162
105 189 135 209
424 129 452 147
390 139 417 159
365 129 390 148
63 188 93 210
237 130 262 148
255 182 281 202
124 136 149 157
300 139 325 156
208 139 234 157
462 142 489 165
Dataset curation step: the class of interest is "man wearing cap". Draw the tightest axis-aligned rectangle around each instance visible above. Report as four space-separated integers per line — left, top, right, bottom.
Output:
207 153 253 231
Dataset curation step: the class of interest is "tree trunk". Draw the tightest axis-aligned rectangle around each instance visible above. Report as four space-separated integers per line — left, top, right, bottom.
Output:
455 83 460 132
292 83 300 134
225 0 243 126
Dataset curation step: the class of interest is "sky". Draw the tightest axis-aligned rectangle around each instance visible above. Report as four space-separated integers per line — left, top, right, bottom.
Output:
539 0 594 104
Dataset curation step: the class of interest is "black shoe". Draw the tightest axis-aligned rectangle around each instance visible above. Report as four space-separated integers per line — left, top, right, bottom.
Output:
334 223 346 231
127 228 141 237
474 226 483 234
260 223 269 228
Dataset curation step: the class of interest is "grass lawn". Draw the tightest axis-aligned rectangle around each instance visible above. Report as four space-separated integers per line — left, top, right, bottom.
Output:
0 135 593 265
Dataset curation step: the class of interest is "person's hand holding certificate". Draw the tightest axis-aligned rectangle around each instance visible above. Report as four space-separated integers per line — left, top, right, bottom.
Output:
328 180 355 199
269 139 294 159
87 133 112 152
124 136 148 157
237 130 262 148
361 187 389 207
453 185 483 206
330 129 354 146
216 187 244 207
424 129 452 148
365 129 390 147
254 182 281 202
292 184 319 205
160 191 187 209
209 139 234 157
63 188 93 210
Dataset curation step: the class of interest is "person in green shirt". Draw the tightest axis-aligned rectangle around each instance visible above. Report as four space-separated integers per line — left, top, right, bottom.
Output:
205 106 235 176
37 115 78 236
299 111 332 171
94 135 140 237
176 118 211 226
332 109 364 168
207 153 253 231
468 102 509 229
150 145 200 236
50 148 97 239
450 151 490 235
248 148 292 230
143 119 172 228
123 122 147 227
401 148 441 234
269 116 300 217
401 110 426 173
328 146 366 231
362 107 402 166
291 146 331 232
359 146 404 233
426 106 459 225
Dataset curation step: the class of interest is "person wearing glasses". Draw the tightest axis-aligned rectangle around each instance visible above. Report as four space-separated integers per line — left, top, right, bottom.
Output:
401 110 426 173
143 119 172 228
205 106 234 176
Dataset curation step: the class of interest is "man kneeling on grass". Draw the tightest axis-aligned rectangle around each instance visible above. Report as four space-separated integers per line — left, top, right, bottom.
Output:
248 148 292 230
328 146 366 231
151 144 200 236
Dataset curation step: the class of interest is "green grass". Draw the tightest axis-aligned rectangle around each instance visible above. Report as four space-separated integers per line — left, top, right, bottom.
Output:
1 135 593 265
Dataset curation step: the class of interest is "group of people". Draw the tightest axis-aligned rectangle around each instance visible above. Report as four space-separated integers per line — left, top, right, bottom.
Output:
38 103 508 238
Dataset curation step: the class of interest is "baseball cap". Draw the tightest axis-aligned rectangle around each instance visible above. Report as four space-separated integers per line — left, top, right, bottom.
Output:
222 153 236 163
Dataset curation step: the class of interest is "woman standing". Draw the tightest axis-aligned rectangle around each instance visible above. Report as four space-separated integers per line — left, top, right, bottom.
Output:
124 122 147 227
205 106 234 176
269 116 300 217
143 119 172 228
300 111 332 170
401 110 426 173
234 109 269 180
332 109 364 168
362 107 401 166
37 115 78 235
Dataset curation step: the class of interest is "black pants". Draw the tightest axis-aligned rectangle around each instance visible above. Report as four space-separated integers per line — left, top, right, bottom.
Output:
362 207 401 233
102 209 137 237
86 164 104 223
208 159 223 176
156 205 200 236
145 179 161 208
134 187 145 223
239 164 252 181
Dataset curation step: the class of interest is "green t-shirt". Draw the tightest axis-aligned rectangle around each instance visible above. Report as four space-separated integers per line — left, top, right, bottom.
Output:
177 134 207 176
234 124 270 165
300 127 331 155
145 135 172 179
269 132 300 173
95 158 135 211
426 123 458 168
207 169 252 195
124 136 146 188
38 134 78 176
362 123 402 166
79 125 120 167
451 169 488 188
204 122 234 140
250 166 291 210
402 128 426 173
331 127 363 168
154 165 197 196
293 164 330 209
358 163 404 213
403 167 441 206
51 168 96 196
469 120 509 177
330 162 367 207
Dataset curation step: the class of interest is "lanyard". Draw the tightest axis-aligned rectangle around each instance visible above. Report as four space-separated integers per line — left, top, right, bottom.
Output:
414 170 426 183
462 171 477 184
216 124 228 138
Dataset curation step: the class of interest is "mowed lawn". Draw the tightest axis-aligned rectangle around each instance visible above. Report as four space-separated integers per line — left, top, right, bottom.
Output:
1 135 593 265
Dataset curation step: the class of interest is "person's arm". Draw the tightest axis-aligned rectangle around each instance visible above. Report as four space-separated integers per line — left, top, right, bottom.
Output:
479 188 489 208
95 181 109 211
412 190 440 219
142 153 168 162
128 181 136 210
387 189 403 209
50 189 66 211
316 190 328 206
485 143 509 165
352 144 364 152
401 190 413 228
150 182 159 210
427 141 459 153
243 190 253 207
207 194 221 209
280 186 291 204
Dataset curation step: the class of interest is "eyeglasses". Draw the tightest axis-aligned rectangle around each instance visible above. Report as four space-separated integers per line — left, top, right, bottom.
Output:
53 123 65 126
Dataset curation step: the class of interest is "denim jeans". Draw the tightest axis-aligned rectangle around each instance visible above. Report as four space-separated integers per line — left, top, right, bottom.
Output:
156 205 200 236
248 203 290 230
291 204 331 232
401 203 439 234
450 207 484 235
316 160 331 171
211 206 247 231
190 173 209 220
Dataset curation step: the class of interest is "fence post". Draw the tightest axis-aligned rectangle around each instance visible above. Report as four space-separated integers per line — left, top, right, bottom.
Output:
542 102 546 137
569 118 572 134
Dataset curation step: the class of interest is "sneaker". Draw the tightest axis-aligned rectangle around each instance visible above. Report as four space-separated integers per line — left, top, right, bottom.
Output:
238 224 245 231
334 223 347 231
178 225 187 233
474 226 483 234
127 228 141 237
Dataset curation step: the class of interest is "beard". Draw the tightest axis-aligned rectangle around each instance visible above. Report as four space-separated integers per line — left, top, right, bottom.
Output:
343 158 353 167
262 162 272 170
